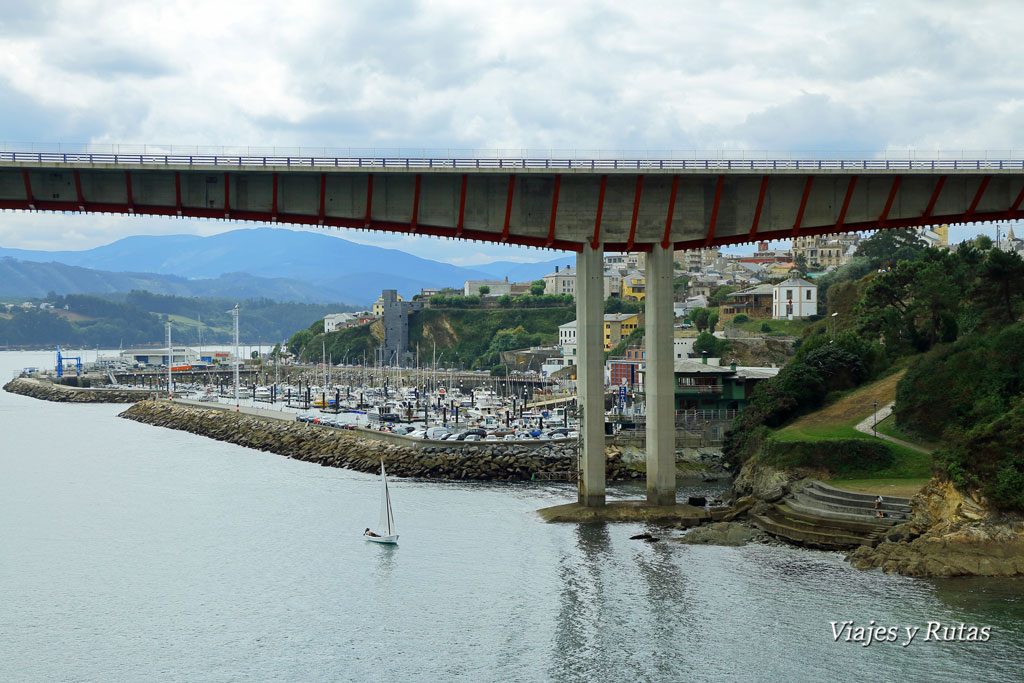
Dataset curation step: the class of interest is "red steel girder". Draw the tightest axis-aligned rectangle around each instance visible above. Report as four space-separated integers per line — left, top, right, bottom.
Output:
591 174 608 249
456 174 468 237
790 176 814 237
876 176 902 227
545 174 562 247
626 174 644 251
21 170 35 209
834 175 858 231
73 170 85 210
964 175 992 220
501 174 515 242
661 174 680 249
919 175 947 225
410 173 421 233
748 176 769 238
1010 182 1024 214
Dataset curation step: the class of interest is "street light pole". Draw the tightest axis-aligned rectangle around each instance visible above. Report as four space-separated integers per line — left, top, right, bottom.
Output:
831 312 838 342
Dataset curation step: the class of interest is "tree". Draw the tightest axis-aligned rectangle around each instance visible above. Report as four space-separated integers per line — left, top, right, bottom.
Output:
855 229 927 267
497 294 512 307
975 234 993 250
709 285 738 306
530 280 546 296
691 307 709 333
478 285 491 296
793 253 809 276
977 248 1024 322
707 312 719 333
604 298 640 314
693 332 728 357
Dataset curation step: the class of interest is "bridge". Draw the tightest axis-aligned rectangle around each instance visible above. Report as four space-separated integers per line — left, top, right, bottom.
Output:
4 147 1022 507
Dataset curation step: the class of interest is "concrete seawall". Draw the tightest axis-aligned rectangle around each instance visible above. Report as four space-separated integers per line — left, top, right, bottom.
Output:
119 400 641 482
3 377 155 404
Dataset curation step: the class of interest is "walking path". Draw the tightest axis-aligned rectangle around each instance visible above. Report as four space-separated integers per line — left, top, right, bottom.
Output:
853 402 932 454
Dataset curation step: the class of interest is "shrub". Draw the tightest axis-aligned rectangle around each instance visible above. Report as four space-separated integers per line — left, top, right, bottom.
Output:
733 314 749 323
760 322 771 333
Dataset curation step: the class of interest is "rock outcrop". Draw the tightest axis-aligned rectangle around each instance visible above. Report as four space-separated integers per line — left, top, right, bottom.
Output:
119 400 640 482
4 377 153 404
846 478 1024 577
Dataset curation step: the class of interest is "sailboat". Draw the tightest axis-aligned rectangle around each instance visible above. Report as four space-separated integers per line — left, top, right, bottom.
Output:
363 460 398 544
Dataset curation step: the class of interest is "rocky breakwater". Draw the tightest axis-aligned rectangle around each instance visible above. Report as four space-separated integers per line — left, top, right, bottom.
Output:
3 377 152 404
120 400 639 482
846 478 1024 578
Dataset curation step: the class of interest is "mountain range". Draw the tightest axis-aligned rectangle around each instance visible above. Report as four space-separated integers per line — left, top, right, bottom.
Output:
0 228 573 305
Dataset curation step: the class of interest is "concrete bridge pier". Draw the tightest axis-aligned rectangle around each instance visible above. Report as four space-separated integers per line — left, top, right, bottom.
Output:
645 245 676 505
576 243 606 507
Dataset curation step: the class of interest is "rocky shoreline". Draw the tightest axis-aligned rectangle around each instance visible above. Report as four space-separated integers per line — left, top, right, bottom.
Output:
846 478 1024 578
3 377 154 403
119 400 641 481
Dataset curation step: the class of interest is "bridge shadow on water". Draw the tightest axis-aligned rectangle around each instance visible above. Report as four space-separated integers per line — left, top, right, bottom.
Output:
548 522 696 681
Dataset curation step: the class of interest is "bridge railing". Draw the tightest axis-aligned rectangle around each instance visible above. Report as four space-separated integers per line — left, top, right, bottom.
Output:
3 149 1024 171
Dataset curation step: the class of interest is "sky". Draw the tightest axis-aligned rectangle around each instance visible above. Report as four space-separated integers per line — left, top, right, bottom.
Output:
1 0 1022 262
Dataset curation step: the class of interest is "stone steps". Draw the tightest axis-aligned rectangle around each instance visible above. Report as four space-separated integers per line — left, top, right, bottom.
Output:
808 480 912 506
751 508 877 550
789 490 911 522
777 501 898 533
799 485 912 514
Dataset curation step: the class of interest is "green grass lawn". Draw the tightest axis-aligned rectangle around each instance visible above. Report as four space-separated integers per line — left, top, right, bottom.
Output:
167 314 230 335
725 316 814 337
874 414 941 451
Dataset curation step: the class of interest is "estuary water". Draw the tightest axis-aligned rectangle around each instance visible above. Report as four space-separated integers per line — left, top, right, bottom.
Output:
1 350 1022 682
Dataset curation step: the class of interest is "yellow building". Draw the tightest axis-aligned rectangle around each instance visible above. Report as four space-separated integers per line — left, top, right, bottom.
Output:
603 313 640 350
621 270 646 301
372 293 403 317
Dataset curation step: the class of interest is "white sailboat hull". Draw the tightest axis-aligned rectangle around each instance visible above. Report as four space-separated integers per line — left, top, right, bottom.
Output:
364 534 399 544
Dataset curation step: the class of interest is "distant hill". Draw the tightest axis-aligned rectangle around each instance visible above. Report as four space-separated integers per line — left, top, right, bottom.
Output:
0 258 335 304
0 228 570 304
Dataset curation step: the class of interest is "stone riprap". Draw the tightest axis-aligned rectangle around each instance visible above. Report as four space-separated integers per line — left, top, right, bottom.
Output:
119 400 641 482
3 377 154 404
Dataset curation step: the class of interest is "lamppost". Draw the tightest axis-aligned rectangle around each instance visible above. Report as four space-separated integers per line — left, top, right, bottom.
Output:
831 312 838 341
873 400 878 437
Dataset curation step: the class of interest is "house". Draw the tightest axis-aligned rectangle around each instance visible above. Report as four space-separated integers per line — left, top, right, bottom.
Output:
373 292 403 317
671 357 779 413
324 312 374 332
558 320 577 361
621 270 645 301
772 274 817 319
604 312 640 349
721 284 774 319
559 313 641 354
464 279 511 297
608 345 645 389
792 234 861 269
543 265 620 299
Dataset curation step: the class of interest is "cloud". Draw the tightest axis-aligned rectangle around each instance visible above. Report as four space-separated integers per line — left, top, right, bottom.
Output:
1 0 1023 255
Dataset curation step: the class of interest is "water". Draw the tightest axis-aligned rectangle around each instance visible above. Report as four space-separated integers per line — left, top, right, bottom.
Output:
1 351 1022 682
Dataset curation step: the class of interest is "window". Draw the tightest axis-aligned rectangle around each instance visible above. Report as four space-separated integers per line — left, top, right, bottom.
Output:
786 289 793 300
806 290 812 300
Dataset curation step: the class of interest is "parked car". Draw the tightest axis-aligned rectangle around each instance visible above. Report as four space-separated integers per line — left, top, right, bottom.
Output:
464 434 482 441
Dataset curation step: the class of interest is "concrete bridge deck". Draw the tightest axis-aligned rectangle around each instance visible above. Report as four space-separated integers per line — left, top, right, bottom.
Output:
5 146 1018 509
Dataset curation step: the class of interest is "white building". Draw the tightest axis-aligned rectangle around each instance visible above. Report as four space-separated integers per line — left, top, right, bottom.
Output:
464 279 512 297
558 320 577 361
772 274 817 319
543 265 620 299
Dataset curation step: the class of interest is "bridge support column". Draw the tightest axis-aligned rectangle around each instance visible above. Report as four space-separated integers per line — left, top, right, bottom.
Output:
577 242 606 507
645 244 676 505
